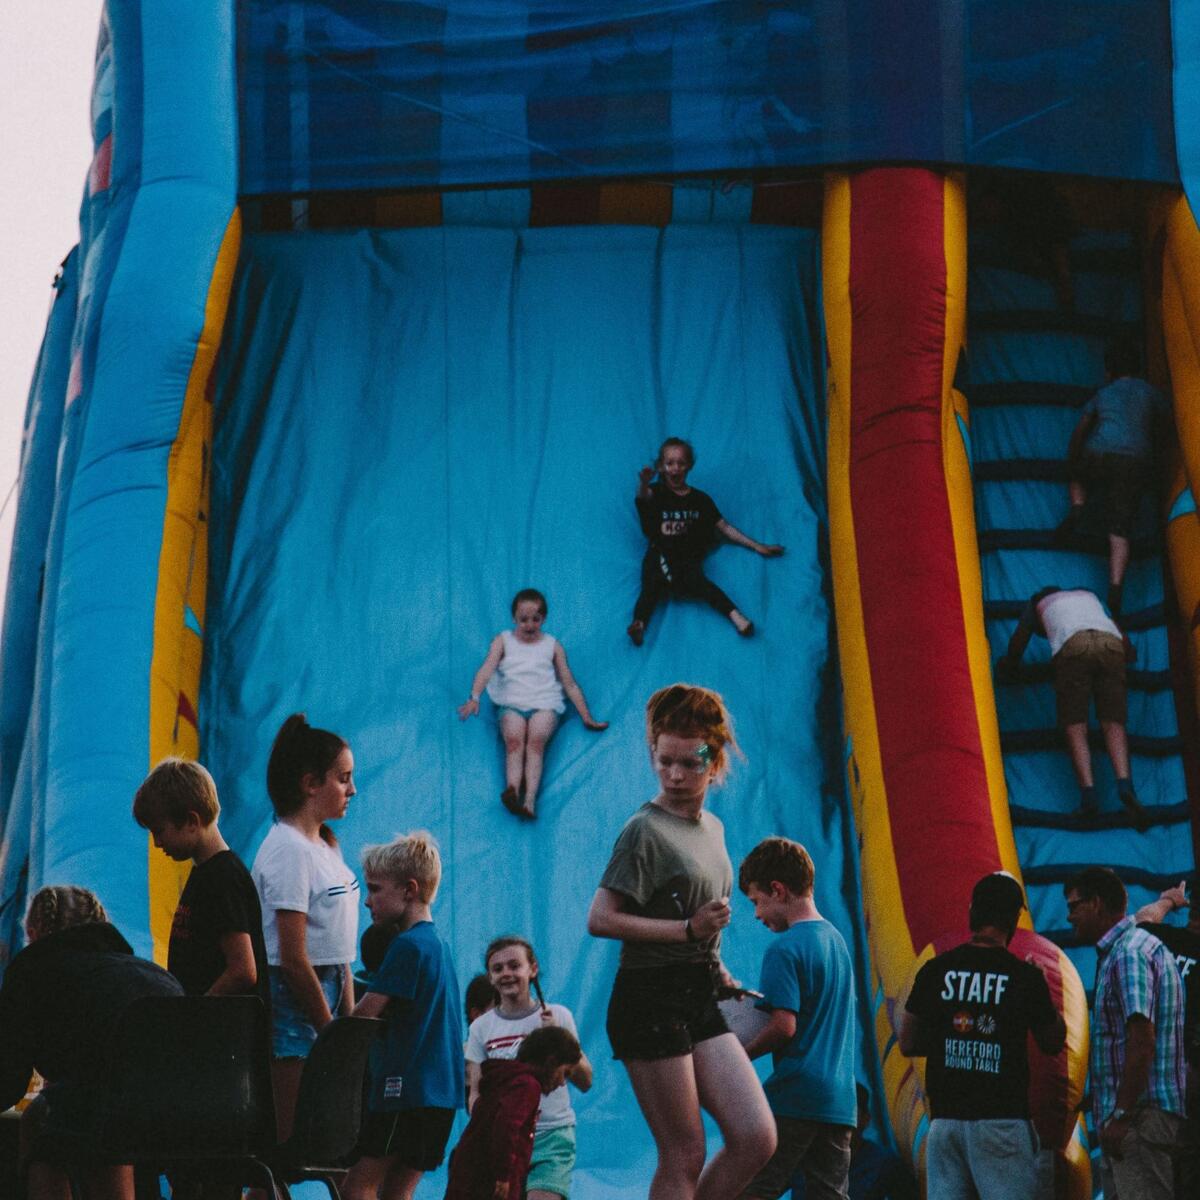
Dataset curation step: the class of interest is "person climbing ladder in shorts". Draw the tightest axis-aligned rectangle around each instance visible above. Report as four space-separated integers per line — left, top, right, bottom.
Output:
627 439 783 646
996 586 1144 826
1055 337 1169 616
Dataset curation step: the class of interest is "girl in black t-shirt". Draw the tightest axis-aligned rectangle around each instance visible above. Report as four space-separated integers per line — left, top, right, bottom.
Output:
627 438 784 646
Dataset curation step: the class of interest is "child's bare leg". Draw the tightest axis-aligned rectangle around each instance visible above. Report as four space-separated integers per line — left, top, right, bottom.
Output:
1101 719 1130 779
499 712 529 802
522 711 559 816
343 1156 389 1200
86 1166 134 1200
1108 534 1130 590
25 1161 71 1200
1062 723 1094 788
691 1034 776 1200
1055 478 1086 545
379 1164 424 1200
624 1056 707 1200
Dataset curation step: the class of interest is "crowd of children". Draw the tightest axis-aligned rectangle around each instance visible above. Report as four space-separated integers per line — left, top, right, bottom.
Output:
2 413 1190 1200
1 673 1195 1200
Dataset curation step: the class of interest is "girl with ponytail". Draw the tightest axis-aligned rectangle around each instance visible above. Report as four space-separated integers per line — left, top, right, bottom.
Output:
251 713 360 1138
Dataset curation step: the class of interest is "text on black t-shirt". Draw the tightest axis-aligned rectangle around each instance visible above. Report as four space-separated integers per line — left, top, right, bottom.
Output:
905 942 1057 1120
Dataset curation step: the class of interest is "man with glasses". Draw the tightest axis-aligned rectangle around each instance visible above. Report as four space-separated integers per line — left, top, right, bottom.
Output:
1064 867 1185 1199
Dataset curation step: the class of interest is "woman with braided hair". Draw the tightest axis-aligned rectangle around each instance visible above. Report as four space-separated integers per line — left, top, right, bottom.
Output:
0 885 181 1200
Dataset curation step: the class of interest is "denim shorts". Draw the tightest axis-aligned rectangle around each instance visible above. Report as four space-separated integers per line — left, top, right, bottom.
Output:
269 964 344 1058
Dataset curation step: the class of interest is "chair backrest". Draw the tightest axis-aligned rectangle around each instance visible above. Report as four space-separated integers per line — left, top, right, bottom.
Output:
100 995 275 1159
285 1016 382 1166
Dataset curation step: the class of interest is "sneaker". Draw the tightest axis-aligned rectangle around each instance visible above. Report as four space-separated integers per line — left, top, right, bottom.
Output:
626 621 645 647
1119 789 1152 832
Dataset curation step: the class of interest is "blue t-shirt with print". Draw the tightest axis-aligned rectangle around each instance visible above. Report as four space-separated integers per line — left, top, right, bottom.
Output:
757 918 857 1126
1081 377 1167 459
369 920 463 1112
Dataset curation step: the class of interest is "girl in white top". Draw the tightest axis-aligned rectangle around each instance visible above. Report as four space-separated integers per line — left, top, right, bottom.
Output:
465 936 593 1200
252 711 359 1139
458 588 607 819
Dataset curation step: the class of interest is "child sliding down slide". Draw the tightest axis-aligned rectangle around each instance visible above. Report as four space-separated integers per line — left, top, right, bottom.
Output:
458 589 607 819
628 439 784 646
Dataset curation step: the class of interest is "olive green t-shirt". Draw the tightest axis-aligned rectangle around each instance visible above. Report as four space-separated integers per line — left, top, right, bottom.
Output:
599 801 733 969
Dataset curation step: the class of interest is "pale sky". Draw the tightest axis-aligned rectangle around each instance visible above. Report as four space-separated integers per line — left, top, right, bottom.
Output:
0 2 104 618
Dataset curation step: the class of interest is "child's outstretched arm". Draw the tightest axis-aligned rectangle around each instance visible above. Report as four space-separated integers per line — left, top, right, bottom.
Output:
716 517 784 557
552 643 607 731
458 635 505 719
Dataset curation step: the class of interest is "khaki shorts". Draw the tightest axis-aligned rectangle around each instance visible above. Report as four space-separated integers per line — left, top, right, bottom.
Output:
1053 630 1126 726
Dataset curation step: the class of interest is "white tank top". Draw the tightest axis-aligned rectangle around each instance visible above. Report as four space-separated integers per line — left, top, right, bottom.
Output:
1037 589 1121 655
486 631 566 713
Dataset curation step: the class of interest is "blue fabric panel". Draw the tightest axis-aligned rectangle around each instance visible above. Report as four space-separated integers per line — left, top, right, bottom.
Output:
0 252 78 963
236 1 1178 195
961 244 1195 997
203 225 874 1196
1173 0 1200 219
0 0 240 957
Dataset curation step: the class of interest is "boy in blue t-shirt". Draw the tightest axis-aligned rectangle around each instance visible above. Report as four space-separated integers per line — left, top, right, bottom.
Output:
737 838 858 1200
344 832 463 1200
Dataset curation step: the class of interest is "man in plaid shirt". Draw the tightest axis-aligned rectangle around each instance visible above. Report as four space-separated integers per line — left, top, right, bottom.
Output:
1065 867 1185 1199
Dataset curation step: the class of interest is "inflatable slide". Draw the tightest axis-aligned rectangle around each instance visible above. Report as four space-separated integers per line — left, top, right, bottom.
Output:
4 5 1200 1197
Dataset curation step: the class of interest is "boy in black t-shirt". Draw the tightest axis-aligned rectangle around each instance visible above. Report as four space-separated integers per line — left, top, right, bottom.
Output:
627 438 784 645
898 873 1064 1200
133 758 270 1013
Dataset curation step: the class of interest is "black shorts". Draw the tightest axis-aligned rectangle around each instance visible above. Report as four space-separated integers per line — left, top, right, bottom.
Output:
356 1106 456 1169
606 962 729 1062
1079 451 1145 538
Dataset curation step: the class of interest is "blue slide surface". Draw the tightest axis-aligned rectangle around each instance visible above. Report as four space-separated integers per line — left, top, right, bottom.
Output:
203 220 877 1195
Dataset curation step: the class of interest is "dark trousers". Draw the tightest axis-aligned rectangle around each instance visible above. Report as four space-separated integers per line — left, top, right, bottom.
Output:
633 551 736 624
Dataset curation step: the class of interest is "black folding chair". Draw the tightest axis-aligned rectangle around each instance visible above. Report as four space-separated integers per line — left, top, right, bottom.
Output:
26 995 278 1200
270 1015 382 1200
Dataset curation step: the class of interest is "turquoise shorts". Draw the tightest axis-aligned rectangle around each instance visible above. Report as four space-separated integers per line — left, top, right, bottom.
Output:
527 1125 576 1198
496 706 560 727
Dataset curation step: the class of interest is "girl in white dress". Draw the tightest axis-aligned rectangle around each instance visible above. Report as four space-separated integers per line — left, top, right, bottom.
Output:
458 588 607 818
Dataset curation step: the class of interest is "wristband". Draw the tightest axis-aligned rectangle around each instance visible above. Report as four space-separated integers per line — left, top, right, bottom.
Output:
684 918 697 942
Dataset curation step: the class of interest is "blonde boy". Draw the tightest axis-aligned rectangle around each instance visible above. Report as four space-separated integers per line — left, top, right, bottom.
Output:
344 832 463 1200
133 758 268 1004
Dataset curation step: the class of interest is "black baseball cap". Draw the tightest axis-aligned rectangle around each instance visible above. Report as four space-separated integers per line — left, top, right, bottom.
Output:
971 871 1027 916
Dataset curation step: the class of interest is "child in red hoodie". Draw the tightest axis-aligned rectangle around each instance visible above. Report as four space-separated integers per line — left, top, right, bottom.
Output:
445 1025 581 1200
